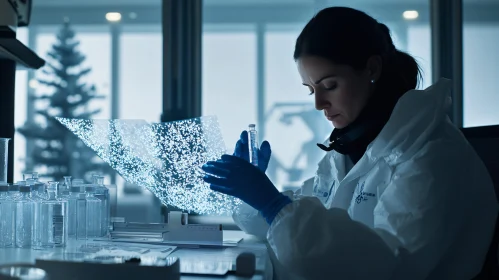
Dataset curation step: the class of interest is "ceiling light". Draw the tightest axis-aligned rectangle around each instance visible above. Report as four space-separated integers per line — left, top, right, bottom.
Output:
403 10 419 20
106 12 122 22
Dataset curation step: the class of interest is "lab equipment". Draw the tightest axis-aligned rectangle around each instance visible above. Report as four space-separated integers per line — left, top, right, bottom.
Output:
31 181 47 250
94 176 110 237
15 185 35 248
203 155 291 224
0 138 9 184
76 189 87 240
105 211 223 246
57 116 236 215
248 124 259 167
37 182 68 248
0 183 15 247
66 186 82 239
85 185 102 238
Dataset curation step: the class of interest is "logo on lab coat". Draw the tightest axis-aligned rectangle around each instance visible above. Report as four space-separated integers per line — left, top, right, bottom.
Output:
313 181 335 204
354 181 376 204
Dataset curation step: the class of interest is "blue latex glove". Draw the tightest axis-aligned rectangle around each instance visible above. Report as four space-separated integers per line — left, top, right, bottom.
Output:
202 155 291 224
233 130 271 173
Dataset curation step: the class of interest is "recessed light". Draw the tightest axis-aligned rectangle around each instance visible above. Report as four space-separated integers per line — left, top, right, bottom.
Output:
403 10 419 20
106 12 122 22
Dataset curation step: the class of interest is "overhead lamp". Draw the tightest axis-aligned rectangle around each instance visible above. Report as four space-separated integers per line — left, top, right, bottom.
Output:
403 10 419 20
105 12 122 22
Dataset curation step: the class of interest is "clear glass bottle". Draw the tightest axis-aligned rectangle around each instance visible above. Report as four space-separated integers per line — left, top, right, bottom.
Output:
37 182 68 248
31 182 47 250
0 183 15 247
93 176 110 237
67 186 83 239
84 185 102 238
15 186 35 248
76 190 87 240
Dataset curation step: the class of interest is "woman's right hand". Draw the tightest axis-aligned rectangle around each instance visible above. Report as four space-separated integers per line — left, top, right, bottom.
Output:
233 130 271 173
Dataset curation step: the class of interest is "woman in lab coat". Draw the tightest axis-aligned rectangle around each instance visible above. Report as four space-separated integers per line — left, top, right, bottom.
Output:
202 7 498 280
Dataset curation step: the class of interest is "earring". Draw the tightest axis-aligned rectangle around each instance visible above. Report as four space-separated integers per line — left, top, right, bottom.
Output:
370 79 375 84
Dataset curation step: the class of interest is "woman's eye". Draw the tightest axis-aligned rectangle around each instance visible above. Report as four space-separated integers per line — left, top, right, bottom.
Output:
324 84 337 91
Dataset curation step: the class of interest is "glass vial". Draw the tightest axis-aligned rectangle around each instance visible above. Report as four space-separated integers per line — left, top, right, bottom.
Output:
93 176 110 237
76 190 87 240
0 183 15 247
248 124 259 167
15 186 35 248
37 182 68 248
84 185 102 238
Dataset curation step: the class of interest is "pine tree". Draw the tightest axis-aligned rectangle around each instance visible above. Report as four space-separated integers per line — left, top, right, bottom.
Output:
18 21 109 181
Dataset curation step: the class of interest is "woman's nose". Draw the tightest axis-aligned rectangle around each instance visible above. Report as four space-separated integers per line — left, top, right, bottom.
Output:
315 93 330 111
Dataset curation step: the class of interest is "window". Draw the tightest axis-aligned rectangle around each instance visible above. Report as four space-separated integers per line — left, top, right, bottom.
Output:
463 21 499 127
119 25 162 122
202 24 258 152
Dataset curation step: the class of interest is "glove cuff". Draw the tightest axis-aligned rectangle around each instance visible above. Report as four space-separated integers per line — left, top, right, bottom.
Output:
259 194 292 225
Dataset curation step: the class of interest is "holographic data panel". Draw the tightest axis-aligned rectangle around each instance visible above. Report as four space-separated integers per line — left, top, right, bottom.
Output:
57 116 240 215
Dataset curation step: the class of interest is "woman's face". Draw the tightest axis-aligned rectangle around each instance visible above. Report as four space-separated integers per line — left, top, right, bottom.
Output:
296 55 378 129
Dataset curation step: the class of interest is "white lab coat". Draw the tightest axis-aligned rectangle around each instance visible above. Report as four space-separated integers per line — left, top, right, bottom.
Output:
232 79 499 280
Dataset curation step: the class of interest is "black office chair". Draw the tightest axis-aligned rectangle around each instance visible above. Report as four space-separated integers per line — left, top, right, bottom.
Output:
461 125 499 280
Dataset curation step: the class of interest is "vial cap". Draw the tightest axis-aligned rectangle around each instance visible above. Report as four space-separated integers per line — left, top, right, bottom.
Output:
70 186 81 193
8 184 19 191
0 184 9 192
85 185 95 192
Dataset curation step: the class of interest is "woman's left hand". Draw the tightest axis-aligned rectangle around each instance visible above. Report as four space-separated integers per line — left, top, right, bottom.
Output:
202 154 281 212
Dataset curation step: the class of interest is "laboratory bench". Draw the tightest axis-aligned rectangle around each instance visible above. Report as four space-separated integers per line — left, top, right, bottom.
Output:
0 230 273 280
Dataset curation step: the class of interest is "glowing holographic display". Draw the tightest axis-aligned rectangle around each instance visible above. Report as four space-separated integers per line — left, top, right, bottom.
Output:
57 116 240 214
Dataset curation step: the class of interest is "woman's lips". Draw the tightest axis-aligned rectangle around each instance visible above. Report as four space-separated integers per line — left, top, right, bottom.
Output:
326 114 340 121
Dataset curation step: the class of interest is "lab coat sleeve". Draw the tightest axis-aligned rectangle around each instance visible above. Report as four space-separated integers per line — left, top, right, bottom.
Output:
232 177 315 239
266 140 468 280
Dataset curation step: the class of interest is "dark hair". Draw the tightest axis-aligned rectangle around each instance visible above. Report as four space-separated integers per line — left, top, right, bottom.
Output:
294 7 422 101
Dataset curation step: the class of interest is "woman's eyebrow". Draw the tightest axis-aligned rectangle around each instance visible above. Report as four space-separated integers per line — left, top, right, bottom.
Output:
302 74 337 86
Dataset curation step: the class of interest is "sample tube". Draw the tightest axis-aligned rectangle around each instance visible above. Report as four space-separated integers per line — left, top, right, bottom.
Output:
248 124 259 167
0 138 10 183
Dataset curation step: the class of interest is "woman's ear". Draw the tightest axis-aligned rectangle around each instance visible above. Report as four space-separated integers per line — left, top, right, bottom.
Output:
366 55 383 82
